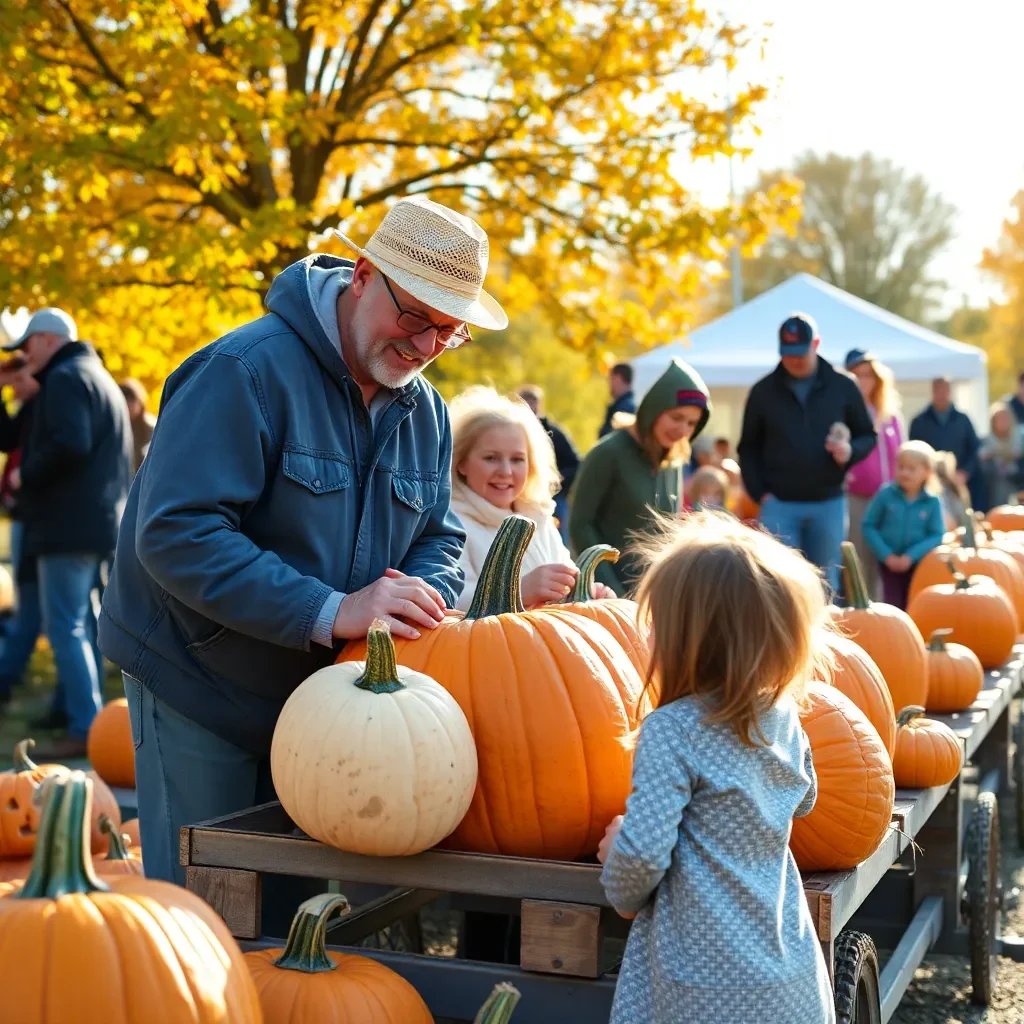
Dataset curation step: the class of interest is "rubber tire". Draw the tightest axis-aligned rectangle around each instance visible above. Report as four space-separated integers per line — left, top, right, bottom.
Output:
967 791 1001 1005
833 930 882 1024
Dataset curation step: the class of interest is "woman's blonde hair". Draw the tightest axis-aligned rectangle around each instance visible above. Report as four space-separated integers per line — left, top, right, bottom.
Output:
855 356 900 423
633 510 832 745
449 385 561 510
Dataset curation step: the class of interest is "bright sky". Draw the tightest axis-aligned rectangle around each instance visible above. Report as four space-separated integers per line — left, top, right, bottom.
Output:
689 0 1024 312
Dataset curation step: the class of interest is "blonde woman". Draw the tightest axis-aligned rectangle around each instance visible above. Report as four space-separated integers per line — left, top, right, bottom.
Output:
843 349 903 599
450 386 613 611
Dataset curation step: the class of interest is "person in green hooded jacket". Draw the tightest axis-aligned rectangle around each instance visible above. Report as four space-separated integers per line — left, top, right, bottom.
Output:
570 358 712 596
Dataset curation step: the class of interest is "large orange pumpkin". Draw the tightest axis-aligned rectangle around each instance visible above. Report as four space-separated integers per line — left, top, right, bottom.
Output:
245 893 433 1023
556 544 648 686
821 633 896 758
892 706 963 788
0 772 261 1023
87 698 136 788
909 517 1024 627
924 629 983 713
832 542 929 714
338 515 643 860
907 572 1017 669
0 740 66 859
790 683 895 872
95 814 144 877
987 505 1024 532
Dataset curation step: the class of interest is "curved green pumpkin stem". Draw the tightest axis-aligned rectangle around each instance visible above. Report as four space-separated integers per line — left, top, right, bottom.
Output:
840 541 872 609
18 771 109 899
99 813 132 861
961 510 979 551
13 738 38 772
897 705 926 729
474 983 522 1023
466 515 535 620
927 629 953 652
273 892 351 973
355 620 404 694
562 545 619 604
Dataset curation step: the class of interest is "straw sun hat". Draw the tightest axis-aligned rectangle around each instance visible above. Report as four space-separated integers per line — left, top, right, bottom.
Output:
331 195 508 332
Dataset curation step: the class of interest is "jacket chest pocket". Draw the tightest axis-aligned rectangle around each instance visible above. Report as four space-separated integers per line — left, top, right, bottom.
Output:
282 447 352 495
392 474 438 515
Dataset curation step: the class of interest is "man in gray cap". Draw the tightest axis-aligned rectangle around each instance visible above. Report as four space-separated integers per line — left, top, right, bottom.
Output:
0 307 133 757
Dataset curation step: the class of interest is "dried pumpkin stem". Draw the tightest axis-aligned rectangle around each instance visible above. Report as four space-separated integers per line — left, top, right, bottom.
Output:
466 514 535 620
474 983 522 1023
13 738 38 772
896 705 926 728
272 892 351 973
927 629 953 652
354 620 404 694
562 545 619 604
841 542 872 609
99 813 132 862
18 772 109 900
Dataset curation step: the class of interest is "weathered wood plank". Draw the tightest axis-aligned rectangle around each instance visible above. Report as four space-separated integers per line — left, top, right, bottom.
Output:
520 900 603 978
186 866 262 939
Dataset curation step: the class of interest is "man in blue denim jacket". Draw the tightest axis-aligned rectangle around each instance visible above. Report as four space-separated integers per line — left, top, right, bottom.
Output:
99 196 508 889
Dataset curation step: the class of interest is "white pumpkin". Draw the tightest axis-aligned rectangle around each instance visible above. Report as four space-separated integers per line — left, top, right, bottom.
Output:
271 619 478 856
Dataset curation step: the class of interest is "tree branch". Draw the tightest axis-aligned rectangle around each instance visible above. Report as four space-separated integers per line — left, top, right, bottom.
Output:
336 0 389 113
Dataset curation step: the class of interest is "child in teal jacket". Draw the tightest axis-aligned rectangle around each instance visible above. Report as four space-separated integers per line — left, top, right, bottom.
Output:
862 441 946 609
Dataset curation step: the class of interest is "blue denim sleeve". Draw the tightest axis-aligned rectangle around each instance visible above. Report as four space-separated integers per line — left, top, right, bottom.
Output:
397 403 465 609
311 591 344 647
135 353 334 650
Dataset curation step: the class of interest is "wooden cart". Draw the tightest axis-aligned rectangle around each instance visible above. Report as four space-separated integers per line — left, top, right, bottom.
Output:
181 651 1024 1024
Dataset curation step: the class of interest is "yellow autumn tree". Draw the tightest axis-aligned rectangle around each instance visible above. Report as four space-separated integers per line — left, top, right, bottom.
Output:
978 189 1024 397
0 0 797 398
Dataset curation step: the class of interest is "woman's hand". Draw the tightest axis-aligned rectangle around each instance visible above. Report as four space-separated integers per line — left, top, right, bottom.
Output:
521 563 579 607
591 582 617 600
597 814 623 865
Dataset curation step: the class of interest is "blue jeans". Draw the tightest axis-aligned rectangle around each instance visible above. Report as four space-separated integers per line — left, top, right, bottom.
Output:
37 554 103 738
124 674 322 935
0 521 42 697
759 494 848 596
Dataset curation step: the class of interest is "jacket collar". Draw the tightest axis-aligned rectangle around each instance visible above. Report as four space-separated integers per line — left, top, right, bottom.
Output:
35 341 96 382
772 355 835 390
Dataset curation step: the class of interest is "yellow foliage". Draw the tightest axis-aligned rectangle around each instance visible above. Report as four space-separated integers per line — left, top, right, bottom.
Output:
0 0 797 394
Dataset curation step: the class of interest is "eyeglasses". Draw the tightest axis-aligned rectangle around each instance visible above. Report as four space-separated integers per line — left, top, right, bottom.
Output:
381 275 472 349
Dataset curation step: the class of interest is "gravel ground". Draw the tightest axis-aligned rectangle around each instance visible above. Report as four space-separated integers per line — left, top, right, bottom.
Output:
890 750 1024 1024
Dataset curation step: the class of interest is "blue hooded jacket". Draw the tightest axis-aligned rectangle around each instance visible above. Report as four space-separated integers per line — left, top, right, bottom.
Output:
98 255 466 753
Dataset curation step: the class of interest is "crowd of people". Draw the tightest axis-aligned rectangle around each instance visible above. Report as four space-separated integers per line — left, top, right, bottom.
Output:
0 309 157 758
3 194 1022 1020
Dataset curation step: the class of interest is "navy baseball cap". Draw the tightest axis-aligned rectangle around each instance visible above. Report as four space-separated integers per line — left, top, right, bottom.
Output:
844 348 876 371
778 313 818 356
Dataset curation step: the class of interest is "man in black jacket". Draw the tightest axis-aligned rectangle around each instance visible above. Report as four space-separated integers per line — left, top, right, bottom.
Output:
738 313 876 593
909 376 985 511
598 362 636 438
0 308 132 756
519 385 580 541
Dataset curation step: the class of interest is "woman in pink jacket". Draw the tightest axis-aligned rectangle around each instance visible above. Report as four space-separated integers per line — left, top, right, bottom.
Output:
844 349 903 600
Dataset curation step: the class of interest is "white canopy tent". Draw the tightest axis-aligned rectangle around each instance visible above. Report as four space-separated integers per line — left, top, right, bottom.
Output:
630 274 990 444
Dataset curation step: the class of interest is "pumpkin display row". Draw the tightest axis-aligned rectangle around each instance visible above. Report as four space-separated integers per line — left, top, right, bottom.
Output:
0 772 521 1024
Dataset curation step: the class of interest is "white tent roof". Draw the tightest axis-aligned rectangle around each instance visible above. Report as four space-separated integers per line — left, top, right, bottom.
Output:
631 273 986 391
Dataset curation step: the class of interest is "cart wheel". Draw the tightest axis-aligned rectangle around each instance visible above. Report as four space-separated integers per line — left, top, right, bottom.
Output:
966 791 1001 1004
833 930 882 1024
1015 716 1024 849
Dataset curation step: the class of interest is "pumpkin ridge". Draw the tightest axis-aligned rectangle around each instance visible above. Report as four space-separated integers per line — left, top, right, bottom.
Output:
531 616 596 854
